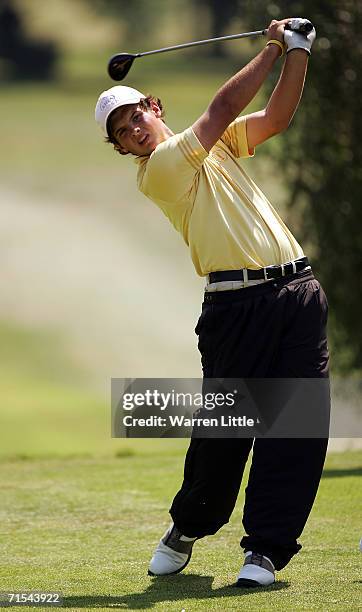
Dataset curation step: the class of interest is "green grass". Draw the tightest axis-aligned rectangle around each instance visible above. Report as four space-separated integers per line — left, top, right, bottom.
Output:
0 322 189 458
0 449 361 611
0 321 105 457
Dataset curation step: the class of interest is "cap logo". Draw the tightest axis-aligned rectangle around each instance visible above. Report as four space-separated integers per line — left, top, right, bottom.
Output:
99 94 117 112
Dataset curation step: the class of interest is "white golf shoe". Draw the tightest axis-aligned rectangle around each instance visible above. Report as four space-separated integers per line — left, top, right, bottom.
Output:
148 524 197 576
235 551 275 587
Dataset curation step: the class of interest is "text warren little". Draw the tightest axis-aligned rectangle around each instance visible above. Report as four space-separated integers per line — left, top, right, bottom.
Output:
123 415 255 427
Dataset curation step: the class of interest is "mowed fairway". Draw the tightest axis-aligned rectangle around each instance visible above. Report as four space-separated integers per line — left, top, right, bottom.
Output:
1 448 361 611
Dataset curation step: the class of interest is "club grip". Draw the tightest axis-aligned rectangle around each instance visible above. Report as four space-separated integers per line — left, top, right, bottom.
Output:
285 19 314 34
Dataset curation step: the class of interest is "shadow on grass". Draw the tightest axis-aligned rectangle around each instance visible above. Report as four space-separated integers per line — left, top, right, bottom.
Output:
63 575 290 609
322 467 362 478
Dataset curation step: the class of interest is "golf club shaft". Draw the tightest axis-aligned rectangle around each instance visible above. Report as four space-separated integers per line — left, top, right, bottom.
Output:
137 30 266 58
107 20 313 80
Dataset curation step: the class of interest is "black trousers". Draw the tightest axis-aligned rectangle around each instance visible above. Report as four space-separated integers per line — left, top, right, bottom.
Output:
170 269 329 571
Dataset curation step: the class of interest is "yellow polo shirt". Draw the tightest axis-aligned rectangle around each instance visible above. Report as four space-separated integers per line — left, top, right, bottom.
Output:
135 116 304 276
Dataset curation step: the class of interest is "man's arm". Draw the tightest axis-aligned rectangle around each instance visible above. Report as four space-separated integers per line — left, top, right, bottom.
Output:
192 19 290 152
246 49 309 148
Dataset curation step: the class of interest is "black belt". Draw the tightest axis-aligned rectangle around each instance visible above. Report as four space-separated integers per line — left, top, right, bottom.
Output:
208 257 309 284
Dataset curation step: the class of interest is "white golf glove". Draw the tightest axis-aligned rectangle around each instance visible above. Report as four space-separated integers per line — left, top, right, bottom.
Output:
284 18 316 55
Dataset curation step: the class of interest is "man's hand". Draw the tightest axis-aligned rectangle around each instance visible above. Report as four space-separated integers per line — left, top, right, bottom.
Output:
284 19 316 55
266 18 292 44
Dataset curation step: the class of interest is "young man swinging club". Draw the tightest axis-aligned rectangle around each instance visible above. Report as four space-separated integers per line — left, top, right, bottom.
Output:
95 18 329 587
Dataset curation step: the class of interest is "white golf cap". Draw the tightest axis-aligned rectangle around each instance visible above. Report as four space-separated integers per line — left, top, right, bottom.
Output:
95 85 146 135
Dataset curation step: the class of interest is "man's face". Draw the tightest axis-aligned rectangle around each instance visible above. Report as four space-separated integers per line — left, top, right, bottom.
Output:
108 101 167 156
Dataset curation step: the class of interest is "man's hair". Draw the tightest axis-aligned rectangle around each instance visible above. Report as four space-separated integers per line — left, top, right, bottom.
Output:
105 95 165 156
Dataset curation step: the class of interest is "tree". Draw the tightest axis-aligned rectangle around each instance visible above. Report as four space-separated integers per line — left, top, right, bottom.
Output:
243 0 362 371
190 0 240 56
91 0 180 47
0 0 57 80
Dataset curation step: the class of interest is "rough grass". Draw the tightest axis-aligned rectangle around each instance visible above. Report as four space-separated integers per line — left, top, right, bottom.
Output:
0 450 361 611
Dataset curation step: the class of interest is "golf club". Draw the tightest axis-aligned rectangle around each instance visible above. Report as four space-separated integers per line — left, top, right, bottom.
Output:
108 19 314 81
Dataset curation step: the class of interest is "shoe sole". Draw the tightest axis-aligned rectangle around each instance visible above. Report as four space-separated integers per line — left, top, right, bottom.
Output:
235 578 275 588
147 549 193 577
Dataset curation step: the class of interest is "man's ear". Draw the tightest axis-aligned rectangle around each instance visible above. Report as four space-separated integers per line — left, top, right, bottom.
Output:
114 143 128 155
149 99 162 118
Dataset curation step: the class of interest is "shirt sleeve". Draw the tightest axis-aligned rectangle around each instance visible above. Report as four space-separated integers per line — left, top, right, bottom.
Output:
138 127 208 204
220 116 255 158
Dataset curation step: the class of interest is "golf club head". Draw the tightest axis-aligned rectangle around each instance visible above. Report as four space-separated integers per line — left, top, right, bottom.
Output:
108 53 137 81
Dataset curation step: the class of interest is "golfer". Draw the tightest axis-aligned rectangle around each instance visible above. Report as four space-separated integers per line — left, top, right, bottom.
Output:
95 18 329 587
